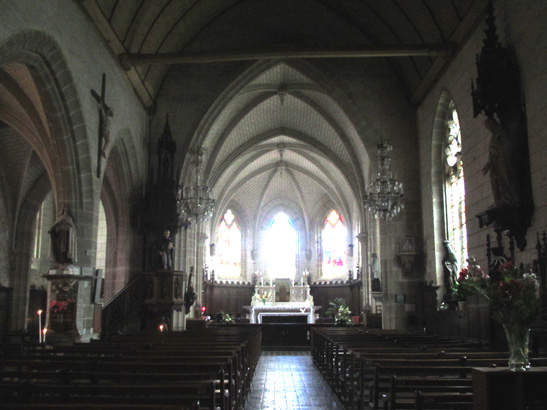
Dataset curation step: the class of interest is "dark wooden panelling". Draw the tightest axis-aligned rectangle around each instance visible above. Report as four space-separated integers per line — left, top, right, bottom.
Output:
310 281 362 318
202 281 255 318
0 286 12 339
202 280 363 322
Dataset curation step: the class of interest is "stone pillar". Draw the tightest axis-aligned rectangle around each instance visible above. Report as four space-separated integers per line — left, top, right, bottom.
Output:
356 232 368 306
196 232 208 307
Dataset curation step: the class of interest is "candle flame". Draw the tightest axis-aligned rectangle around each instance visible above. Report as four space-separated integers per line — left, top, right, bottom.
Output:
37 309 43 315
159 325 164 332
42 328 48 335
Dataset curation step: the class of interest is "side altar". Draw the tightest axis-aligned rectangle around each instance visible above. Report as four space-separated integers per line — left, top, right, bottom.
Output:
249 279 318 324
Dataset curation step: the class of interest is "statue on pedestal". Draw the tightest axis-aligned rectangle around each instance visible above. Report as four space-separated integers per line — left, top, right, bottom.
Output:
442 241 459 303
49 207 77 267
156 229 174 270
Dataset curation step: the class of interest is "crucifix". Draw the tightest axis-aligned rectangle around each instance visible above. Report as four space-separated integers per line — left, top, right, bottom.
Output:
91 73 113 178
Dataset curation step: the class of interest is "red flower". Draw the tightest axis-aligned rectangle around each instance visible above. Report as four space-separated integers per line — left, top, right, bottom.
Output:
50 300 71 313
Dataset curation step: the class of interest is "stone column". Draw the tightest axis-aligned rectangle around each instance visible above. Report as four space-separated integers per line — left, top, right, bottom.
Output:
356 232 368 306
196 231 208 307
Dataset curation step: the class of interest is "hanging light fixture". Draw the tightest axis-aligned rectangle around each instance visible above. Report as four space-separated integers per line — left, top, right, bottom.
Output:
364 141 404 220
178 147 215 227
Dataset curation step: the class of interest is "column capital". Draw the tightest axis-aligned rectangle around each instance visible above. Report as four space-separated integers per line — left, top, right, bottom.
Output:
356 232 367 243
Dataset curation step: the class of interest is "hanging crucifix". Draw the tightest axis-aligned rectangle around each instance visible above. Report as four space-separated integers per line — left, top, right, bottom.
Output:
91 73 113 178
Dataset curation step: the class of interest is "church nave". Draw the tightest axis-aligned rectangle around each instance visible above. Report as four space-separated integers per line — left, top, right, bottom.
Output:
244 351 344 410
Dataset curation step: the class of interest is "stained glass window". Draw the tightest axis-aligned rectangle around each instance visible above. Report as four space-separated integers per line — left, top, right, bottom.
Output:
217 209 241 278
322 210 347 278
264 212 297 280
444 104 468 269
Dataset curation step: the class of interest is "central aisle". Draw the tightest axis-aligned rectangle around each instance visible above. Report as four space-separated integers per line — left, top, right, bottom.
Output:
244 350 346 410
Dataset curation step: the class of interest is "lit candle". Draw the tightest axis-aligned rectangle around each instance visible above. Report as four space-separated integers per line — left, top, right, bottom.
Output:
42 328 48 344
159 324 164 333
37 310 43 343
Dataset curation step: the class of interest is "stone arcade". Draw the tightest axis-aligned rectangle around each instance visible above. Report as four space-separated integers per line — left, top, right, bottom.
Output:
1 1 547 408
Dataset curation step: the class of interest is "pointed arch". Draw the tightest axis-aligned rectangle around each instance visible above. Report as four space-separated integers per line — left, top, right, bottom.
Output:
431 90 468 290
101 138 138 300
321 209 348 279
215 209 242 280
0 31 93 216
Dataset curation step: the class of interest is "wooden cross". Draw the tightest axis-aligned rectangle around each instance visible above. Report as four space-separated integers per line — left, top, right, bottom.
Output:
91 73 113 178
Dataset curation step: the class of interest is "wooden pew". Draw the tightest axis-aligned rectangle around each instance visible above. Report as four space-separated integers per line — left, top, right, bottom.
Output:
0 326 262 410
0 380 217 409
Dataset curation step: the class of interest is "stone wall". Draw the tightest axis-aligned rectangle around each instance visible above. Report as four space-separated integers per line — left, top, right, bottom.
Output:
417 0 547 304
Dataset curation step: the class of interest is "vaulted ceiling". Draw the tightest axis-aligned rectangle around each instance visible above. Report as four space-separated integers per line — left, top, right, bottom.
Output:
79 0 488 108
77 0 488 240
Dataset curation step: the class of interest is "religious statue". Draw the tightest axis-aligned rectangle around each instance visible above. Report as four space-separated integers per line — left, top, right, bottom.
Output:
184 268 197 314
442 241 458 300
482 118 521 208
156 229 174 270
49 207 77 266
91 73 114 178
370 253 380 279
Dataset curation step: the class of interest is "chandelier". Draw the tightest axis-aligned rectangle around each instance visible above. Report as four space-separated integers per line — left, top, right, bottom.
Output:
178 147 215 227
364 141 404 220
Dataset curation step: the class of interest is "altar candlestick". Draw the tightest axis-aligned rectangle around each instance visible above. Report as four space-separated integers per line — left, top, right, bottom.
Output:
37 310 43 343
42 328 47 344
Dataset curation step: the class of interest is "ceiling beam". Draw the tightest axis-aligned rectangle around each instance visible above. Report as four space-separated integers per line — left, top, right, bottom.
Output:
119 44 454 68
77 0 154 108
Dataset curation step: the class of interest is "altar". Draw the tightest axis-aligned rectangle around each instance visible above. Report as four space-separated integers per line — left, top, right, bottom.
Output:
249 280 318 324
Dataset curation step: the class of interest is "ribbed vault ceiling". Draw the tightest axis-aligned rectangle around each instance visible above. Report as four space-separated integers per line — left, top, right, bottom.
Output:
193 61 366 233
77 0 488 240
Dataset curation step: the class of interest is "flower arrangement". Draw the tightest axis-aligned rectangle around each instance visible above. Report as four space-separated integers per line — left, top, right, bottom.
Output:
456 257 541 370
325 297 353 326
49 299 72 314
255 290 271 304
217 311 234 324
456 258 540 326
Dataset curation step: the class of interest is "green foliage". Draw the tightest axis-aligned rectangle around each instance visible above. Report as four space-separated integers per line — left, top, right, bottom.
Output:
325 297 353 326
217 311 234 324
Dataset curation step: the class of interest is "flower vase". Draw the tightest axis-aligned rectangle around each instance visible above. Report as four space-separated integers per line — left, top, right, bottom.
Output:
503 322 531 371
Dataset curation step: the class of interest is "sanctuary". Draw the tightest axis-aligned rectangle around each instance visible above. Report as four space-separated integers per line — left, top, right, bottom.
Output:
249 279 318 324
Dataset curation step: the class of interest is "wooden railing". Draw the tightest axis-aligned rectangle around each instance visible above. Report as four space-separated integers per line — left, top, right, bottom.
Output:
101 274 145 338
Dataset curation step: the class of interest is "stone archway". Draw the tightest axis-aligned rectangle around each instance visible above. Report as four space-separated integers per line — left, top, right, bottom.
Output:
0 31 94 330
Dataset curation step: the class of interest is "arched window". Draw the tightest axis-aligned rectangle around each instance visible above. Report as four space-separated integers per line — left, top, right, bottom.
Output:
216 209 241 279
96 201 107 278
444 104 468 269
322 210 347 279
264 212 297 280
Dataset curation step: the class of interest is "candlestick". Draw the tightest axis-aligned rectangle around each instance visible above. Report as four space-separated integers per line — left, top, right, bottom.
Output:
42 328 47 344
37 310 43 343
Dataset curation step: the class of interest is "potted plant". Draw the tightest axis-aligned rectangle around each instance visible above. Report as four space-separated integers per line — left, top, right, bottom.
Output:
325 298 353 326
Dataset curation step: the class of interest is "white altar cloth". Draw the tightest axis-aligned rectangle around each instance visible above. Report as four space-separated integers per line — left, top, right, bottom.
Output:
250 302 317 324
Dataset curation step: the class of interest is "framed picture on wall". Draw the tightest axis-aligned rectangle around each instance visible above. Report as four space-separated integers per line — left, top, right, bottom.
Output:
400 238 415 254
275 279 291 302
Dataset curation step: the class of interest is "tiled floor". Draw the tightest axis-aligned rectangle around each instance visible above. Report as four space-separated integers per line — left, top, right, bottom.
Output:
244 350 346 410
